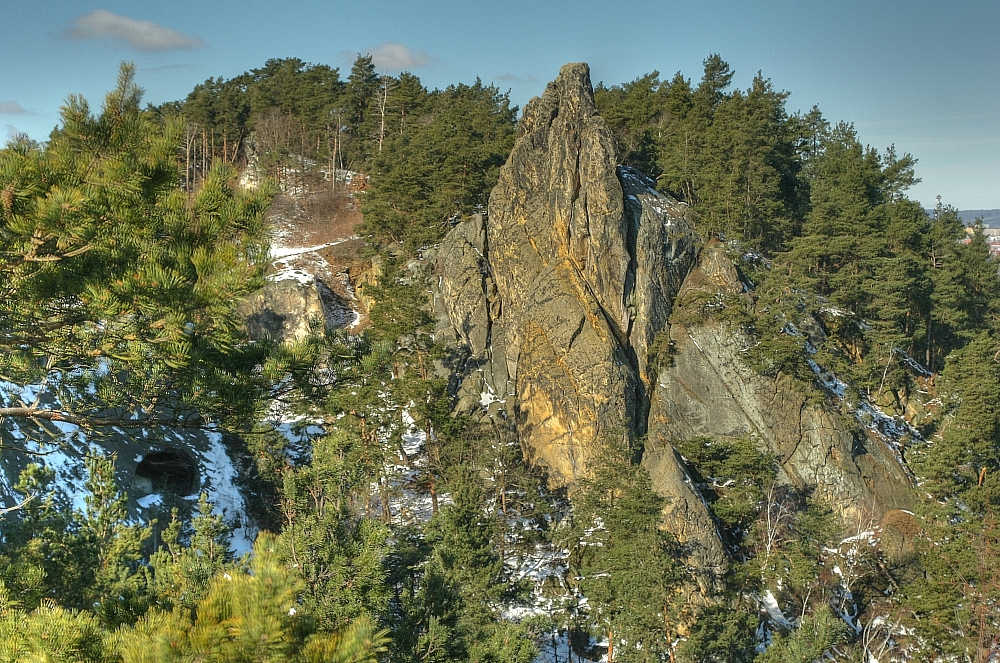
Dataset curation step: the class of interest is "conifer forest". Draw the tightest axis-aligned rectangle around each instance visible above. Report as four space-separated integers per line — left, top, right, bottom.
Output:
1 54 1000 662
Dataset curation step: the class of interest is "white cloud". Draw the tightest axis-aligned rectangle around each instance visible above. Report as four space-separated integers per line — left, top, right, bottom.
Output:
0 101 27 114
66 10 206 52
343 42 435 71
496 73 539 85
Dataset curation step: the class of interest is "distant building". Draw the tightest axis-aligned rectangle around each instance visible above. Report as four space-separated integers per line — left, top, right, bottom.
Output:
962 226 1000 256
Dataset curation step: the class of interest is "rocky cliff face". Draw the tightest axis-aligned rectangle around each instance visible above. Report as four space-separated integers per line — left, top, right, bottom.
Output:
655 242 915 522
435 62 915 590
438 64 700 484
436 63 728 587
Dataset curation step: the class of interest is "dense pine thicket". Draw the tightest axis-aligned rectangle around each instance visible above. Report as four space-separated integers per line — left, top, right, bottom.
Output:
1 54 999 662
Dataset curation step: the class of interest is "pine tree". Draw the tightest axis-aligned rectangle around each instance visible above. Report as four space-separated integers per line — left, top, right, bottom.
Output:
148 493 234 611
277 429 391 631
0 63 274 437
403 466 534 663
340 55 380 167
677 605 758 663
570 433 683 663
361 81 516 250
0 594 112 663
116 533 388 663
0 454 151 624
755 607 848 663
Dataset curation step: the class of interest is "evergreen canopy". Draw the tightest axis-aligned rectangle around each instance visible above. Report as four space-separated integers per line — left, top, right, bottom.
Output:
0 64 274 432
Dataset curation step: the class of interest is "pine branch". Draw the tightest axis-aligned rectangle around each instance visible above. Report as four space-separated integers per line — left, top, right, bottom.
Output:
0 406 212 431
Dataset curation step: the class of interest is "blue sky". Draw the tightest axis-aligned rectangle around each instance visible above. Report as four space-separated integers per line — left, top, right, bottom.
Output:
2 1 997 209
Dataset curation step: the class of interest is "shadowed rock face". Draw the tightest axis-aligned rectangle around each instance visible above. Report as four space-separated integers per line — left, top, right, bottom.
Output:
654 242 915 523
434 63 913 590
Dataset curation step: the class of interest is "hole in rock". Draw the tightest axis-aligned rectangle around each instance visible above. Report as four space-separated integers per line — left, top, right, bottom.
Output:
134 450 198 496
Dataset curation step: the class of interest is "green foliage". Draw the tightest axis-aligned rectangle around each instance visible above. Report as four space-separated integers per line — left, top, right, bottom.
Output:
0 453 151 624
678 604 759 663
595 55 803 252
570 434 683 662
8 52 1000 663
277 435 391 631
756 607 848 663
401 466 535 663
748 488 838 618
148 493 234 611
674 436 776 539
669 289 752 329
361 82 516 250
910 332 1000 509
0 63 274 432
115 533 388 663
0 595 113 663
890 512 1000 661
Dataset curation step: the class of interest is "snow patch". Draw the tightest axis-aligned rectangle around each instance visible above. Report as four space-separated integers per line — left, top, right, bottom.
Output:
136 493 163 509
199 433 256 557
761 590 794 628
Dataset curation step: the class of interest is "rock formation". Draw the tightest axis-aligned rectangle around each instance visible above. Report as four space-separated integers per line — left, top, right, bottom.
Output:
436 63 728 586
438 64 700 483
435 62 916 591
656 241 915 520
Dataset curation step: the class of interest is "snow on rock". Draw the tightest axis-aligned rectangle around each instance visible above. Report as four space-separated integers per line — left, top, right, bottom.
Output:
761 590 795 629
807 357 920 472
21 428 93 514
199 432 256 557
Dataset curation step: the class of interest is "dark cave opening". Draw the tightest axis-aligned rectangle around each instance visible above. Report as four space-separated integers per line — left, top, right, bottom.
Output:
134 450 198 496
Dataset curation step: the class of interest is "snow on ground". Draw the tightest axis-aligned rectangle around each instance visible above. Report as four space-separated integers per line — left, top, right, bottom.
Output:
618 167 682 226
271 266 316 285
270 242 345 260
266 398 325 465
761 590 795 629
382 414 452 526
136 493 163 509
199 432 256 556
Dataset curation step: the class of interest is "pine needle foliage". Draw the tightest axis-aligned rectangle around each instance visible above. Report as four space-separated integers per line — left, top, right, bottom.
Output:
115 533 388 663
569 433 683 663
0 62 274 432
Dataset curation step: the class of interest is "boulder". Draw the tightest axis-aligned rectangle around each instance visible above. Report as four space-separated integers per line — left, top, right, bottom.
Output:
241 276 353 343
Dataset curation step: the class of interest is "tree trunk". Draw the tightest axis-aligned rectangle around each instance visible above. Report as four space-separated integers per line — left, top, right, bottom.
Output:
429 472 439 514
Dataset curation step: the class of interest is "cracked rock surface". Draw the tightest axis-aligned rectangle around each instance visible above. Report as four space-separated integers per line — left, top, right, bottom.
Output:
656 243 914 522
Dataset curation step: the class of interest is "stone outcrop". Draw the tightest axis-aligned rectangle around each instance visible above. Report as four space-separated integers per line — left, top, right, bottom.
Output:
438 63 700 485
434 62 914 590
241 277 353 343
654 242 915 521
436 63 727 586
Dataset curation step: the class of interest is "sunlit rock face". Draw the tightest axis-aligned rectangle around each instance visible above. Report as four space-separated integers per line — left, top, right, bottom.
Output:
435 63 726 589
435 62 916 591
